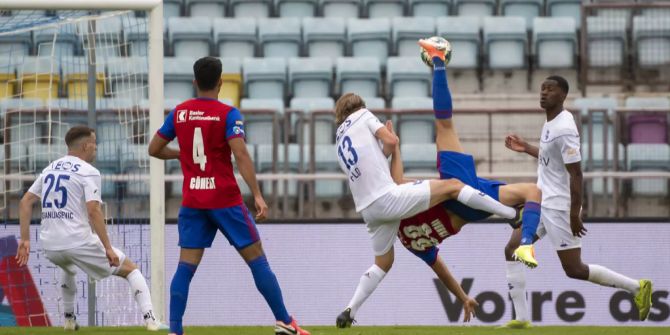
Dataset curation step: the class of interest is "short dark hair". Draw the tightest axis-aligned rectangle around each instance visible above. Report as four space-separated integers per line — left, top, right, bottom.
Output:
193 57 222 91
65 125 95 148
546 75 569 94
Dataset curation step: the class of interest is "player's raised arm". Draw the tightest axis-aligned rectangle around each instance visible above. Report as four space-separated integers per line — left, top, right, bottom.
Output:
16 191 40 266
430 255 478 322
374 121 399 158
505 134 539 158
387 121 414 185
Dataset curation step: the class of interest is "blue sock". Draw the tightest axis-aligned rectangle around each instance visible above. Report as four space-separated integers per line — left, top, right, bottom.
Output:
432 56 452 119
520 202 541 245
248 255 291 324
169 261 197 335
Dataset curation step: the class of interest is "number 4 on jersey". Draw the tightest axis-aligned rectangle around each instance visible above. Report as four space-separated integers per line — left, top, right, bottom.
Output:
193 127 208 171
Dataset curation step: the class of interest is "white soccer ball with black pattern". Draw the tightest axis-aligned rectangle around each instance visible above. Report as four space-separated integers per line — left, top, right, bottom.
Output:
420 36 452 68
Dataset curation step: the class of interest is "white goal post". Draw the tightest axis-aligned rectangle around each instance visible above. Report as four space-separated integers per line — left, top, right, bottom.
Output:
2 0 166 322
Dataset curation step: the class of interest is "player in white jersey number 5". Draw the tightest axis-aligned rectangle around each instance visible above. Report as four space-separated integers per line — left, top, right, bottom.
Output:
16 126 167 331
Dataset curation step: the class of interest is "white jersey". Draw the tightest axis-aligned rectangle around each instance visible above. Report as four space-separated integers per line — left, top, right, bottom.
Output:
336 109 396 212
537 110 582 210
28 155 103 251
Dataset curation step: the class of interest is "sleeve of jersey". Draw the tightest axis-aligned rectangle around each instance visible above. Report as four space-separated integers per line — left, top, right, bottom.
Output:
157 109 177 141
83 175 103 203
365 112 385 135
225 108 246 140
27 175 43 197
560 133 582 164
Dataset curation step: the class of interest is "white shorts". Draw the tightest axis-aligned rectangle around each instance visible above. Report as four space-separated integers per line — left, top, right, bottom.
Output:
361 180 431 256
536 207 581 251
45 240 126 281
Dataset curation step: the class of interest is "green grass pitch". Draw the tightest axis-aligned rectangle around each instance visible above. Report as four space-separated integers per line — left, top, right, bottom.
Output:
0 326 668 335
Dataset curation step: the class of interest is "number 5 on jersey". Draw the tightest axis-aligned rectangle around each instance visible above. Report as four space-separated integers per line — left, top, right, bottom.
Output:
193 127 207 171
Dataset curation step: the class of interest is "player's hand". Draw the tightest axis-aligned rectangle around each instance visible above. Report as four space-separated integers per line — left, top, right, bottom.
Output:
462 297 479 322
505 134 527 153
106 248 120 267
385 120 399 145
254 195 269 222
15 240 30 267
570 213 587 237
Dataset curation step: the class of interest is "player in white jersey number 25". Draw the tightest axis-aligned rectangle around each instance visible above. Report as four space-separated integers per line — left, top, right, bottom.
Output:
16 126 167 331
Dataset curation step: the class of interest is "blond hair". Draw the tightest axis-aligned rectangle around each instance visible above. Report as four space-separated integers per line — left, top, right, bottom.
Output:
335 93 366 125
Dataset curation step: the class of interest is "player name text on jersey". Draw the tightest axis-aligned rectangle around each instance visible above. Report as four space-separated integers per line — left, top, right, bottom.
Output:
189 176 216 190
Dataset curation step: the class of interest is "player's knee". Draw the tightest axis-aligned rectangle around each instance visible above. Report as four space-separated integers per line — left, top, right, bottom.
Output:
526 185 542 202
441 178 464 199
563 263 588 280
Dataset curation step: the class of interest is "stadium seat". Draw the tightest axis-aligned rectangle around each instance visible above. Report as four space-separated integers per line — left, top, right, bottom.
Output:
625 97 670 144
348 18 392 66
240 98 284 145
0 17 32 57
454 0 496 17
186 0 228 18
533 17 577 69
500 0 543 30
163 0 184 18
586 17 627 68
17 57 60 102
124 166 150 196
83 16 123 58
164 57 195 101
574 96 618 118
219 57 243 106
581 143 625 170
400 143 436 170
362 96 387 110
436 16 481 69
409 0 452 17
230 0 273 18
627 143 670 196
277 0 319 17
547 0 581 29
365 0 407 18
33 24 78 57
123 17 150 56
392 17 436 57
312 143 344 199
290 97 335 145
386 57 431 98
257 143 301 197
392 96 434 143
321 0 362 18
106 57 149 104
0 58 16 99
336 57 381 97
62 57 105 99
98 167 118 198
164 98 185 109
243 58 287 99
213 18 257 59
302 17 347 59
258 18 302 58
288 57 333 98
633 16 670 68
625 96 670 109
168 17 212 58
483 17 527 69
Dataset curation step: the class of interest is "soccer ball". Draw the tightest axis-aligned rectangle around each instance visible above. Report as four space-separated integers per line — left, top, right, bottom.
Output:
420 36 452 68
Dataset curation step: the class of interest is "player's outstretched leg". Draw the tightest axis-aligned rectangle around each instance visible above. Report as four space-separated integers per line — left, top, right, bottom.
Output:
428 179 517 219
60 269 80 331
115 258 168 331
499 183 542 268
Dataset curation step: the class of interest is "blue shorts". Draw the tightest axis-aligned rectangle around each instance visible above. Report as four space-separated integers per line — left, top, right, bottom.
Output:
438 151 506 222
177 204 260 250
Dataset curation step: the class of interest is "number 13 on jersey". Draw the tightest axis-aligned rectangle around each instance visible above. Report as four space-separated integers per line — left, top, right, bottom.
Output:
338 136 361 181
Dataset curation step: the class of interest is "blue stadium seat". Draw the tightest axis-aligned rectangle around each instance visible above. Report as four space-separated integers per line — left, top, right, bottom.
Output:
392 96 434 143
289 57 333 98
240 98 284 145
163 0 184 18
186 0 228 18
400 143 436 170
393 17 436 57
164 57 195 101
302 17 347 59
586 16 627 68
230 0 273 18
483 17 527 69
409 0 452 17
347 18 392 66
454 0 496 17
386 57 431 98
86 16 123 58
277 0 319 17
0 17 33 57
312 143 344 198
214 18 257 59
290 97 335 145
633 16 670 68
258 18 302 58
123 17 149 56
573 97 617 146
436 16 481 69
547 0 581 29
533 17 577 69
106 57 149 104
33 24 77 57
500 0 543 30
168 17 212 58
336 57 381 97
243 58 287 99
365 0 407 18
362 96 387 110
627 143 670 196
321 0 362 18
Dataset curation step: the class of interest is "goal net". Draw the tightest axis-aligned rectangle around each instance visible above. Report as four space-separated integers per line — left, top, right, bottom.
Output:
0 3 163 327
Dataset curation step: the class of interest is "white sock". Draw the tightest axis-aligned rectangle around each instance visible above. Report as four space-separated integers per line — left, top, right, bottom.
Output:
457 185 516 219
60 272 76 315
506 261 529 322
347 264 387 318
126 269 154 317
588 264 640 293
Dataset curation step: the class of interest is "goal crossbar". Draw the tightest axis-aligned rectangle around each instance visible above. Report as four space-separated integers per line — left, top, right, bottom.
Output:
1 0 162 10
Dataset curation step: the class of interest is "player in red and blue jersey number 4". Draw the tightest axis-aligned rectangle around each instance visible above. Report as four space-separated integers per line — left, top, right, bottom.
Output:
148 57 309 335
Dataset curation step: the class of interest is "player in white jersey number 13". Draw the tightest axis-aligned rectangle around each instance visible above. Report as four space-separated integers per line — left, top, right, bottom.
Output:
16 126 167 331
